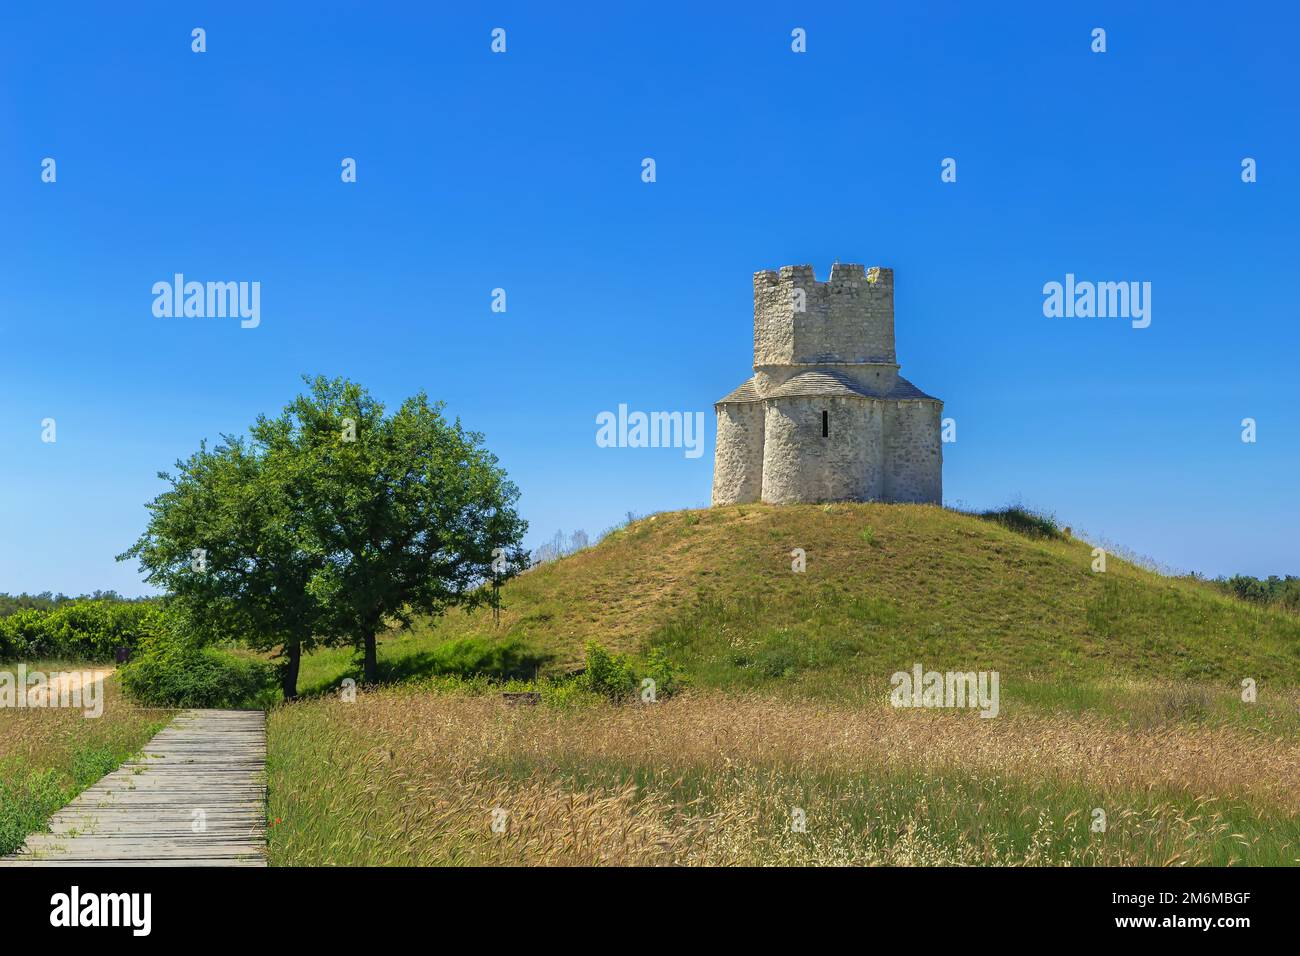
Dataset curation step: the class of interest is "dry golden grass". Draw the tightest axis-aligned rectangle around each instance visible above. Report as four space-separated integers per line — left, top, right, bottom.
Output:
0 672 164 764
268 688 1299 866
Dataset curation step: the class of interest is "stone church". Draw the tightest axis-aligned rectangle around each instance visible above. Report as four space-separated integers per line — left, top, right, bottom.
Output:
711 262 943 506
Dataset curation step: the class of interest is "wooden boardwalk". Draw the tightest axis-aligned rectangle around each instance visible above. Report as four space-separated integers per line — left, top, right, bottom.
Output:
0 709 267 867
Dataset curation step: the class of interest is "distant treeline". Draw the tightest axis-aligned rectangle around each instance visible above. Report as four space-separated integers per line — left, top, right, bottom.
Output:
531 530 590 565
0 591 154 618
1213 575 1300 614
530 513 645 567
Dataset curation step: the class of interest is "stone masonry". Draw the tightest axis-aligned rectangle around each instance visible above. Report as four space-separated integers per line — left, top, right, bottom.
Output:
712 262 943 505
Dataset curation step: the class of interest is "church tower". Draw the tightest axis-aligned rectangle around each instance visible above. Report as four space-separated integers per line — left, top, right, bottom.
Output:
712 262 943 506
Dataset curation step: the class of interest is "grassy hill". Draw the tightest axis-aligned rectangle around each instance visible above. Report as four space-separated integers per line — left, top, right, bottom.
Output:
273 504 1300 866
297 503 1300 702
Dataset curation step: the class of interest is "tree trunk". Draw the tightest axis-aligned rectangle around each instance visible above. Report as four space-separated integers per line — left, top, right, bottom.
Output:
281 642 301 701
363 632 378 684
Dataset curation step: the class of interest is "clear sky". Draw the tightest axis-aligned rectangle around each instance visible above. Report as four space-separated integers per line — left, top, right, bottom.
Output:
2 1 1296 596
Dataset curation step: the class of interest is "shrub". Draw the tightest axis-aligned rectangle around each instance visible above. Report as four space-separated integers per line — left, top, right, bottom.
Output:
119 632 274 708
581 642 638 701
978 506 1062 540
0 591 70 617
0 600 161 662
43 601 161 661
641 646 686 700
1218 575 1300 614
580 642 684 703
0 610 48 660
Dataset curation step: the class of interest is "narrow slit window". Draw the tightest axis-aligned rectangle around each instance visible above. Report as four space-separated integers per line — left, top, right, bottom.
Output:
822 410 829 437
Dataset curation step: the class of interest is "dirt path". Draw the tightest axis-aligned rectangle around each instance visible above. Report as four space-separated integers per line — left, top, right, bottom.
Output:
22 667 114 706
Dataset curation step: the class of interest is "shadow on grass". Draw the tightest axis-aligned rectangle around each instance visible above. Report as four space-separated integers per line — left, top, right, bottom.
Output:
297 636 553 699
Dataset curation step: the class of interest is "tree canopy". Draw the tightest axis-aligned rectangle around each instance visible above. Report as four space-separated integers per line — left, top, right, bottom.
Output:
121 376 528 697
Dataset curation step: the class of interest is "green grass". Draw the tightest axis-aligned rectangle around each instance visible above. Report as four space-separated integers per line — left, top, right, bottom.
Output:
292 634 553 697
292 504 1299 707
0 669 171 855
975 504 1064 540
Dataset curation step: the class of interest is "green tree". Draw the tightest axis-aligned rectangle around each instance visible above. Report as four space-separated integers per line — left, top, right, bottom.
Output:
120 434 327 699
262 377 528 683
121 376 528 695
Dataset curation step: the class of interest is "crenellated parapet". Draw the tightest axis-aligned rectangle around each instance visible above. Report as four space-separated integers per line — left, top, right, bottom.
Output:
753 263 895 368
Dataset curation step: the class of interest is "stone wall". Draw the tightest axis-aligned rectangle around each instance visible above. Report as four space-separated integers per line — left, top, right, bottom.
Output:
753 269 798 366
882 400 943 503
712 401 764 505
760 396 881 504
753 264 896 368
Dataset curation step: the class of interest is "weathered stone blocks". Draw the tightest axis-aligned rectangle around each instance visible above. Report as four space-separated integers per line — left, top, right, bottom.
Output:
713 262 942 506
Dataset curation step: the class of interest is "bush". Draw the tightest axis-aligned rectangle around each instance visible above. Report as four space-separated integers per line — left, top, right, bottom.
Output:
580 642 685 703
0 610 48 660
43 601 161 661
0 600 161 662
0 591 69 618
119 632 274 708
581 642 638 701
642 646 686 699
1218 574 1300 614
978 506 1062 540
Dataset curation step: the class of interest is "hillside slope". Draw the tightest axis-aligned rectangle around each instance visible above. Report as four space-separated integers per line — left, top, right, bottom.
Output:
399 504 1299 692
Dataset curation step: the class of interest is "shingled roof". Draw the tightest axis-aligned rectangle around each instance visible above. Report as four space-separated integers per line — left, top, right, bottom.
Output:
716 377 761 404
884 375 941 402
716 370 940 405
766 369 873 399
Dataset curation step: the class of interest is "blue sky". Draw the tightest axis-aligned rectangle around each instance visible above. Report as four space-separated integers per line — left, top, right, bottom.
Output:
1 1 1296 595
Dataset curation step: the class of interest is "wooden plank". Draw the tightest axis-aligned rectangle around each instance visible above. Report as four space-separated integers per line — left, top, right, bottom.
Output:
0 708 267 867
